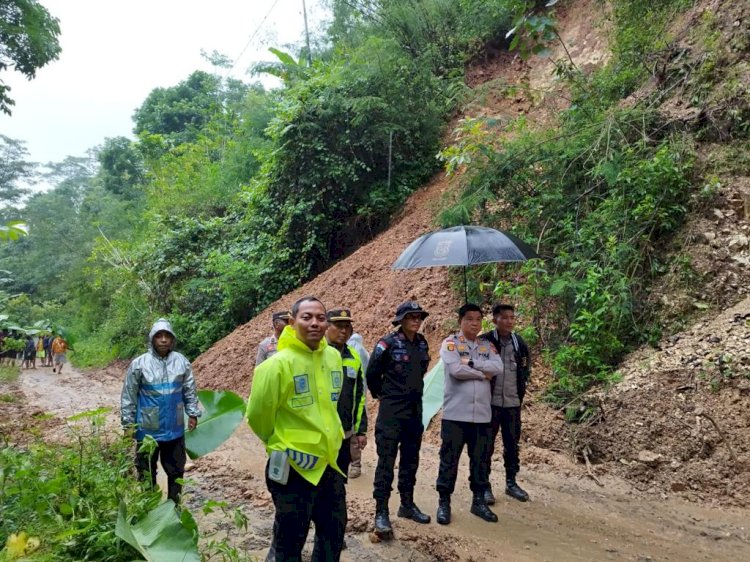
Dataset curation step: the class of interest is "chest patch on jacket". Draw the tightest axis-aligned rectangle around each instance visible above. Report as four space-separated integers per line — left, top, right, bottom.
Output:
294 374 310 394
331 370 343 389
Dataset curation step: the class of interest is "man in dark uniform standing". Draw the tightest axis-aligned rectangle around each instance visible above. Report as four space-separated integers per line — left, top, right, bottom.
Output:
366 300 432 536
481 303 532 503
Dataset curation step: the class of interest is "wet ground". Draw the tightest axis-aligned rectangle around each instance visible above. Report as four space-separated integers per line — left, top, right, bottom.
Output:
9 365 750 561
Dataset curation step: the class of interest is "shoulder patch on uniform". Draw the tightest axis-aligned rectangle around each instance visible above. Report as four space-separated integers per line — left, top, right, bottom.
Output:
446 342 455 351
376 340 389 353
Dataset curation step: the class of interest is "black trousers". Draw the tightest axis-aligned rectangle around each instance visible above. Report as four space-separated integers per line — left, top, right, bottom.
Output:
436 419 491 495
266 464 347 562
336 436 352 481
373 413 423 501
135 436 186 503
488 405 522 480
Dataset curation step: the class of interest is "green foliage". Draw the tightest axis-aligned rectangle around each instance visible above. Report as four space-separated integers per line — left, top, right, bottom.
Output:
133 71 222 148
0 413 162 561
98 137 145 200
184 390 245 459
1 412 253 561
115 500 200 562
0 364 20 383
0 0 61 115
439 0 696 404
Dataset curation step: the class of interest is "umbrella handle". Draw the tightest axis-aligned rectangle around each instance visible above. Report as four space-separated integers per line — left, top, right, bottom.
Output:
463 267 468 304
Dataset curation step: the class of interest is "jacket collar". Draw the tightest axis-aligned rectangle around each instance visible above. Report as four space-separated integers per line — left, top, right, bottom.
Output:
277 324 329 354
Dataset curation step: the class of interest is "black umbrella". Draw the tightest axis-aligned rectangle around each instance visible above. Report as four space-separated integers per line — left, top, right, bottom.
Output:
392 225 540 302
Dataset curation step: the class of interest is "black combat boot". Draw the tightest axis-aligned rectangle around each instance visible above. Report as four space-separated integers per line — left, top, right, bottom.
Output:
397 491 431 524
436 493 451 525
470 492 498 523
374 499 393 535
483 486 496 505
505 477 529 502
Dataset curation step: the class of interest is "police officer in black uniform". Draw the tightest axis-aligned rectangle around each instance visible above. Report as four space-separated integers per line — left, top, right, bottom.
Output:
366 301 432 535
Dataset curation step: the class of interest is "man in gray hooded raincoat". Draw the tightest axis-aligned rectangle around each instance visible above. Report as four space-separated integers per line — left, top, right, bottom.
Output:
120 318 201 503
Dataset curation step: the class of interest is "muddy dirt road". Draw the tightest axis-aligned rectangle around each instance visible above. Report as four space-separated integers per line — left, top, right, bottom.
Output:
13 365 750 561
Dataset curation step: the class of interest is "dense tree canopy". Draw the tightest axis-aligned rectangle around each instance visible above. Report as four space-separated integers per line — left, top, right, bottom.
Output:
0 0 61 115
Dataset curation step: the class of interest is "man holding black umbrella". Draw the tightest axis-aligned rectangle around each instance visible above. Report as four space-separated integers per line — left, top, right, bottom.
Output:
366 301 432 537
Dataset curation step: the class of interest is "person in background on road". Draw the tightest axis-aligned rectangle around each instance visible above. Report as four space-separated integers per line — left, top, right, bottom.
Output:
36 335 45 366
51 335 68 373
43 334 53 367
247 296 347 561
120 318 201 504
436 303 503 525
326 308 368 481
22 335 36 369
255 310 291 367
346 330 369 479
366 300 432 536
481 303 532 503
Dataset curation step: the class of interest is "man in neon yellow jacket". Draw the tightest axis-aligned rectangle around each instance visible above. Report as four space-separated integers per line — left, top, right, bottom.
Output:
247 296 346 562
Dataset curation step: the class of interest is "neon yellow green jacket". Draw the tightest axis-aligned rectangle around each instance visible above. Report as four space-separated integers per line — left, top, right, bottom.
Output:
246 325 345 484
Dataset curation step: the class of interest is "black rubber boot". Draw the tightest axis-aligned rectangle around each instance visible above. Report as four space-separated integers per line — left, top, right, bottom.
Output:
374 500 393 535
436 494 451 525
483 486 496 506
470 493 498 523
397 491 431 524
505 478 529 502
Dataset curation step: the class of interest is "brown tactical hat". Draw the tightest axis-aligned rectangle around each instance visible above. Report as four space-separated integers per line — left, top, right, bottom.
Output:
327 308 353 322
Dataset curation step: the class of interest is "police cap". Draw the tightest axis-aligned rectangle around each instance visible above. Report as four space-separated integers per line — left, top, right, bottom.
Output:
327 308 353 322
272 310 291 322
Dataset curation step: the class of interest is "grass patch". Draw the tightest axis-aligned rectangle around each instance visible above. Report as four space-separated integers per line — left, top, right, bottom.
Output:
0 393 17 403
0 365 20 383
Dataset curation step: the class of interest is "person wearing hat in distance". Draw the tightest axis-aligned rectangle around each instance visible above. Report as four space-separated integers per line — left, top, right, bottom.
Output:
325 308 368 480
246 296 347 562
436 303 503 525
255 310 291 367
120 318 201 504
366 300 432 536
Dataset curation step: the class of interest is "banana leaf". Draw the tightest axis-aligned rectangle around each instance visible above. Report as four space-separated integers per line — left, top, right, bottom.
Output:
50 324 76 351
185 389 246 460
115 500 201 562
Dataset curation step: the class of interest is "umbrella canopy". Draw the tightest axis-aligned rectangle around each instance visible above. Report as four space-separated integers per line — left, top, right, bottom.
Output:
392 225 540 302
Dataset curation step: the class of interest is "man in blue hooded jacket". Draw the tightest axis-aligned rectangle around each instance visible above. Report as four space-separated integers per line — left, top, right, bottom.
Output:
120 318 201 503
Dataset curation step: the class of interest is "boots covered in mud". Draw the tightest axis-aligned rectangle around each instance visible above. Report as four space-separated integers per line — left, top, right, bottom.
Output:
374 499 393 538
470 492 498 523
397 491 431 524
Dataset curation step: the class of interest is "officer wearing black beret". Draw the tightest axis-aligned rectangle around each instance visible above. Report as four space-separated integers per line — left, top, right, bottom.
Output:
366 300 432 536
